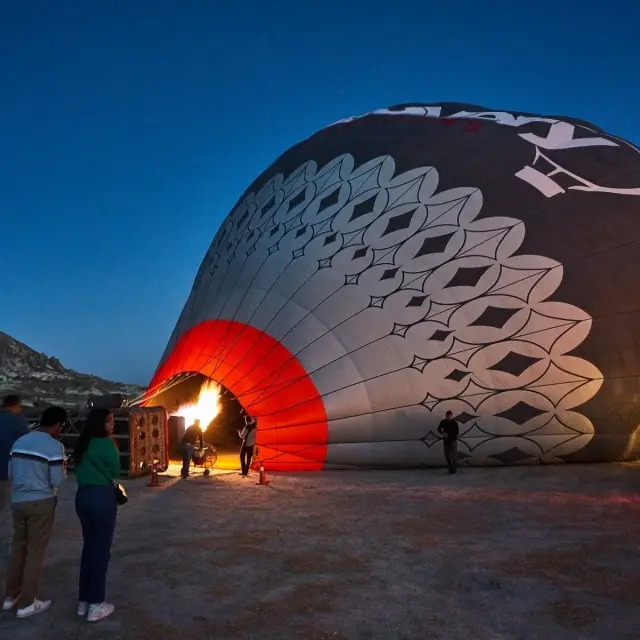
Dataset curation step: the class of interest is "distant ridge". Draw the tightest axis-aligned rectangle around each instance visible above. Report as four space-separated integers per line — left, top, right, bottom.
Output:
0 331 146 412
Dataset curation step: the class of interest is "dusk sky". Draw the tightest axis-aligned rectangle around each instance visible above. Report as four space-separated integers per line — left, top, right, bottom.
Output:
2 1 638 385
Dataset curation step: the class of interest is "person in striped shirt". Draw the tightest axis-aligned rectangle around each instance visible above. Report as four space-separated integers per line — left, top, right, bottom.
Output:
2 406 67 619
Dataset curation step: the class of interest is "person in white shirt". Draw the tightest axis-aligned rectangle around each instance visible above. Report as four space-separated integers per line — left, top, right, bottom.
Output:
238 415 257 477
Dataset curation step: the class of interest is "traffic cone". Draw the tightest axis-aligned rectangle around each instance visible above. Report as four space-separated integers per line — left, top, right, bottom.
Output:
257 464 270 486
147 461 161 487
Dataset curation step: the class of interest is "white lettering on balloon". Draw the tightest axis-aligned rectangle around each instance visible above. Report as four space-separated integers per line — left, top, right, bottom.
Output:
325 107 640 198
516 147 640 197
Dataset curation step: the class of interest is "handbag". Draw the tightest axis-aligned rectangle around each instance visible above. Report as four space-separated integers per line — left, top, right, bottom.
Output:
84 454 129 506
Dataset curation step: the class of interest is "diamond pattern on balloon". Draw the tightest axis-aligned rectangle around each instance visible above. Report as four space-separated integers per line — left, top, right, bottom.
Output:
382 209 415 237
413 232 456 259
369 296 385 308
410 355 429 372
445 369 469 382
289 190 306 209
348 164 381 197
380 267 400 281
350 195 377 221
387 176 424 208
236 210 249 229
319 188 340 210
313 218 333 235
420 433 440 447
490 447 536 464
469 306 519 329
420 395 439 410
406 295 428 308
186 151 603 467
488 352 541 376
402 270 431 290
372 246 397 266
444 265 491 288
351 247 368 260
390 323 410 337
343 228 365 247
316 163 342 193
261 195 275 217
495 402 547 425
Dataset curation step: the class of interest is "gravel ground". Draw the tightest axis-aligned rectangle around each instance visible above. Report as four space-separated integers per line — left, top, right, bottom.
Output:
1 461 639 640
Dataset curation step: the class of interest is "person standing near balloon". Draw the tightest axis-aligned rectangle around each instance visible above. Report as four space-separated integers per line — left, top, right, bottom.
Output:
180 419 203 479
3 406 67 618
72 408 121 623
238 415 257 477
437 411 459 474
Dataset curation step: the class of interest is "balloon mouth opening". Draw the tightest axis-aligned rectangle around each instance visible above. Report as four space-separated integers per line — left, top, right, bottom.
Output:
145 320 329 471
150 371 250 455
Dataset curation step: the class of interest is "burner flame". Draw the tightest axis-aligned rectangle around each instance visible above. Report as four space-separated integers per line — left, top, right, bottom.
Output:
173 379 221 428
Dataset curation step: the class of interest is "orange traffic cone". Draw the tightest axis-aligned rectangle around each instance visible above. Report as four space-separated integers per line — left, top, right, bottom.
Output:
147 461 161 487
257 464 270 486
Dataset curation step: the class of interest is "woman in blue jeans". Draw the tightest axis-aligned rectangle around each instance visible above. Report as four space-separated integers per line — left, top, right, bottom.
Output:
72 408 121 623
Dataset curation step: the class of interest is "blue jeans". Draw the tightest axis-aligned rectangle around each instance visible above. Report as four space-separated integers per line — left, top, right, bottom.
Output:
75 485 117 604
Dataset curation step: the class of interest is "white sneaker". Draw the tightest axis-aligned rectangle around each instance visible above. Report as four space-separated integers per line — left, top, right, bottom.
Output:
77 601 88 616
87 602 114 622
16 599 51 618
2 596 19 611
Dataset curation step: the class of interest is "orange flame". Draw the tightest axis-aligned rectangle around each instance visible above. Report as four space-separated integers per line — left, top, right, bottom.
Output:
173 379 221 428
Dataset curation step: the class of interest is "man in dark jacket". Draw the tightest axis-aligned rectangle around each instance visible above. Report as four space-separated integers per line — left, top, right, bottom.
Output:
437 410 460 474
0 395 30 513
180 419 204 479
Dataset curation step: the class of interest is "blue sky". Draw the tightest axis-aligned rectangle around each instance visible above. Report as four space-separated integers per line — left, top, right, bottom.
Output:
1 0 638 384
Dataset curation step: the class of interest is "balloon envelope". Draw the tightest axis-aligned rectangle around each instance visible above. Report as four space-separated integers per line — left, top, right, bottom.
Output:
147 103 640 470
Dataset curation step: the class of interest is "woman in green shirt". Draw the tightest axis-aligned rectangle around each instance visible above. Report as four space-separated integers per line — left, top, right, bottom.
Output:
72 408 121 623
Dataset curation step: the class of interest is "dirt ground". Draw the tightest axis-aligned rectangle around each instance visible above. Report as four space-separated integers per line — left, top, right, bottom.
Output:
1 461 639 640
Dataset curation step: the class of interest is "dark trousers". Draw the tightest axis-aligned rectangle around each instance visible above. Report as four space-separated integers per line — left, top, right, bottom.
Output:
0 480 9 515
181 443 194 478
75 485 117 605
444 439 458 473
5 497 56 608
240 445 254 475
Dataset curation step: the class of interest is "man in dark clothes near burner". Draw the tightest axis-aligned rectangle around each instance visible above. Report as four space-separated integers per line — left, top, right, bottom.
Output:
180 419 204 479
437 410 459 474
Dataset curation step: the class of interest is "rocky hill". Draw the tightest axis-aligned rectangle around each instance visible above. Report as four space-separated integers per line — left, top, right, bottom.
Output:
0 331 146 414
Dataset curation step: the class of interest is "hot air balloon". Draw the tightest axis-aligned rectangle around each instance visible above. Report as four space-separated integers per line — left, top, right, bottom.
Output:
146 103 640 470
